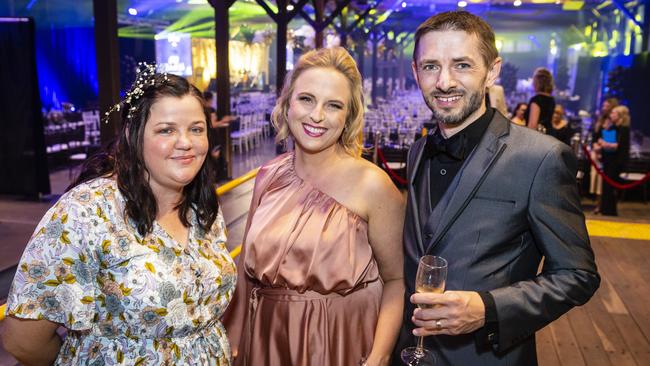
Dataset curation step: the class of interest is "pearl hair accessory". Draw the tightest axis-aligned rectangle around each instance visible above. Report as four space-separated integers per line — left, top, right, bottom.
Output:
103 62 169 123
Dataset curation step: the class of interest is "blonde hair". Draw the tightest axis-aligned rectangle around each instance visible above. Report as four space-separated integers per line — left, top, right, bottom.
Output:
533 67 554 94
611 105 630 127
271 47 364 157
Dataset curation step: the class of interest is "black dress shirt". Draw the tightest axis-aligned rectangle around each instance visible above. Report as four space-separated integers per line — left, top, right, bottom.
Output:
427 107 494 209
424 107 500 346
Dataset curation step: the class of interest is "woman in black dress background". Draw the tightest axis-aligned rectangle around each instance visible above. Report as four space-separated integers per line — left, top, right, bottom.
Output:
548 104 572 145
525 67 556 132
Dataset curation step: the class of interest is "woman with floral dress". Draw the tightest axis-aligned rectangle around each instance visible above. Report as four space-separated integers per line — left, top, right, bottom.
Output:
2 67 236 365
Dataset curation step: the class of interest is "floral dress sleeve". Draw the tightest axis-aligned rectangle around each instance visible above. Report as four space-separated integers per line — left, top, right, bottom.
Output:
7 187 99 330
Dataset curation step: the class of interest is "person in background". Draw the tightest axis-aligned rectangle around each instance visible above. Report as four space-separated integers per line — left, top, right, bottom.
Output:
548 104 572 145
203 90 236 180
594 97 619 131
487 84 508 116
510 102 527 126
224 47 405 366
598 105 631 216
589 97 619 213
2 69 236 365
525 67 556 132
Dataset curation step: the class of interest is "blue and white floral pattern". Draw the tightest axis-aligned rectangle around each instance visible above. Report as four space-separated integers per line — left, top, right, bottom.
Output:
7 178 236 365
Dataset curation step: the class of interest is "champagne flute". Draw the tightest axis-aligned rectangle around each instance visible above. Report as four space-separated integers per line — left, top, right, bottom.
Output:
401 255 448 365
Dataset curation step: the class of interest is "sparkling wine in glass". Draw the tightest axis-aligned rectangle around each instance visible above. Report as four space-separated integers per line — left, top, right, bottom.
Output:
401 255 448 365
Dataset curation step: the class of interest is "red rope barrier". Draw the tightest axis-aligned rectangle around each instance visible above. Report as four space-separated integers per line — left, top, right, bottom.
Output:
581 145 650 190
376 148 408 185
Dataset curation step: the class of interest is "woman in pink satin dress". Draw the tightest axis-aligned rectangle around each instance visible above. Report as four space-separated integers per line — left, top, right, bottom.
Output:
223 47 405 365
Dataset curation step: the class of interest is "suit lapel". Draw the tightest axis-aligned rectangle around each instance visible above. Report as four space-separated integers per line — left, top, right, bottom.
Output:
424 114 510 253
408 138 428 255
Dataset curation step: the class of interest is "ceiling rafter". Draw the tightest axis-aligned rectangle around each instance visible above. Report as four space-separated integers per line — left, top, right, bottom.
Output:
297 0 352 32
610 0 643 28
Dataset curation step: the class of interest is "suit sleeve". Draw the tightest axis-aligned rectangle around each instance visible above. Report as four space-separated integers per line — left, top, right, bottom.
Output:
489 142 600 351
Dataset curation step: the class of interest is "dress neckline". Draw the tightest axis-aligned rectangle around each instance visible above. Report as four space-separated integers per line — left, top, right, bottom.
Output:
286 152 368 224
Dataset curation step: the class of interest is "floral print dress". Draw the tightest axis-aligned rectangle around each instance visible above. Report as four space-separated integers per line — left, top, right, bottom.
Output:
7 177 236 365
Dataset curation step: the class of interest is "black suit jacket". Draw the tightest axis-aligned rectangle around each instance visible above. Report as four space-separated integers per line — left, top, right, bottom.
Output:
393 112 600 365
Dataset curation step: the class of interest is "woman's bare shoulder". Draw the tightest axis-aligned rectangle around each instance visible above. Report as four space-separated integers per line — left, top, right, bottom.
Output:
345 157 401 199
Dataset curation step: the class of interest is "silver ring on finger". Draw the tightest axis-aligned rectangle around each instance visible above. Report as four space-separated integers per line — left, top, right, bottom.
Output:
436 319 442 330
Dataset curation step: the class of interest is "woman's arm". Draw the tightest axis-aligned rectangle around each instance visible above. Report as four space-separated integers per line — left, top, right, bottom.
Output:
222 245 252 359
598 138 618 151
363 169 406 366
527 102 541 130
2 317 61 366
222 163 275 359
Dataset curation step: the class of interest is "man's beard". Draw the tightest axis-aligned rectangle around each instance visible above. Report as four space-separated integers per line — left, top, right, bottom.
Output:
424 87 485 127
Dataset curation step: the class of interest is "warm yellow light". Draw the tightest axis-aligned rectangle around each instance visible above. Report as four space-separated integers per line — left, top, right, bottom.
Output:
549 38 557 56
609 30 618 49
624 32 631 55
563 0 584 10
591 41 608 57
569 42 585 51
495 39 503 51
585 25 592 37
596 0 611 10
190 37 271 91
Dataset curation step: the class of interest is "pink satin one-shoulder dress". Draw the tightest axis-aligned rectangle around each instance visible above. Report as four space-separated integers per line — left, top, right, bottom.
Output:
229 153 383 366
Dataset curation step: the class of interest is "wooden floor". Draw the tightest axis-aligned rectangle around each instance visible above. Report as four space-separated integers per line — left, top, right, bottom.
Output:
536 234 650 366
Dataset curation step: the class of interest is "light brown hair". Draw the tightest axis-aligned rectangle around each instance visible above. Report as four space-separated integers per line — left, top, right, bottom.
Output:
595 97 619 133
533 67 554 94
413 11 499 67
271 47 364 157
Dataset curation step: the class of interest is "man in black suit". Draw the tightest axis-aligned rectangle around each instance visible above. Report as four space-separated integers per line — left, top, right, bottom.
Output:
393 11 600 365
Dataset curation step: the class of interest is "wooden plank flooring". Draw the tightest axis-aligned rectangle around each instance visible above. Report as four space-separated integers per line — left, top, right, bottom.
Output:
537 235 650 365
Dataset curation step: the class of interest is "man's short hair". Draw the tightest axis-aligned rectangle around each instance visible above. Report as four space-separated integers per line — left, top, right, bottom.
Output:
413 11 499 68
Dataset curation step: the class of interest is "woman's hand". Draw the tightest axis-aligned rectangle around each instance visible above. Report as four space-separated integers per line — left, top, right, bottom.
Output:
362 354 390 366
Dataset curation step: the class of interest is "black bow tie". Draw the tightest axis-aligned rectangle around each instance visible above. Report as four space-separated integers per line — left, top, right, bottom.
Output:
424 132 466 161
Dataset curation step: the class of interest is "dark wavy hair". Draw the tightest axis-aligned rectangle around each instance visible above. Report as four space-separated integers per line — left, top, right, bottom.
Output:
69 74 219 236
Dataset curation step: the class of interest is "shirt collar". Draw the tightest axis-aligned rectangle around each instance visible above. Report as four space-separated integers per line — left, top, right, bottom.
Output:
436 107 494 156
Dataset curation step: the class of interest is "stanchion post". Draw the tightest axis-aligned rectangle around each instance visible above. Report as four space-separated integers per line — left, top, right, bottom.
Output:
373 131 381 165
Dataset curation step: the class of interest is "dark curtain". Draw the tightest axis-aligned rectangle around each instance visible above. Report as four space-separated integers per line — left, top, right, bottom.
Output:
574 56 602 113
626 53 649 137
119 37 155 96
0 17 50 196
35 27 98 110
